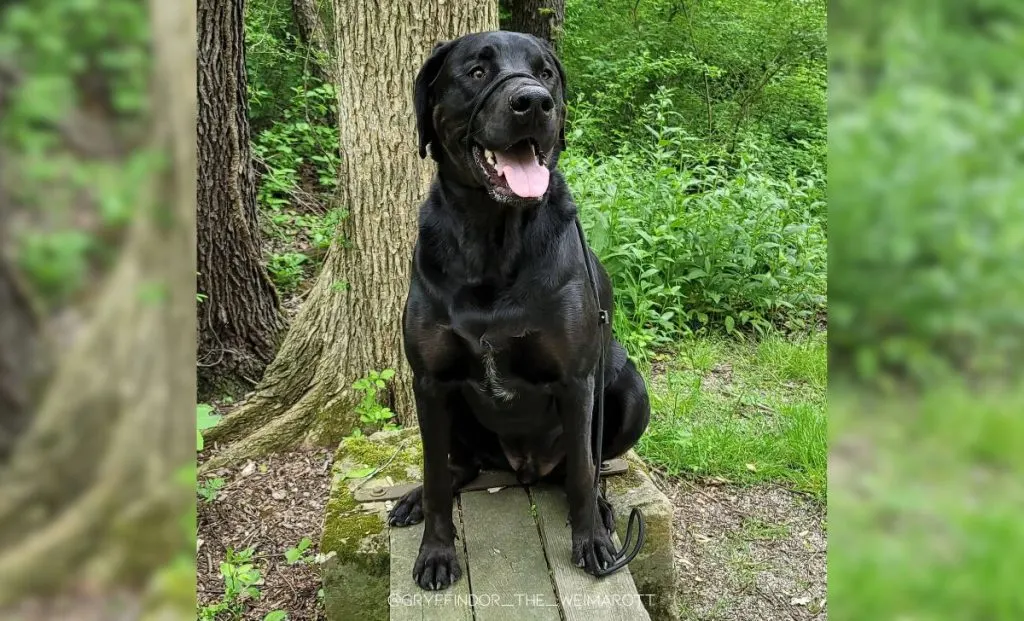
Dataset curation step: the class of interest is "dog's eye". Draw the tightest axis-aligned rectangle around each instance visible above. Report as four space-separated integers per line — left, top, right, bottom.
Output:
470 66 486 80
540 68 554 80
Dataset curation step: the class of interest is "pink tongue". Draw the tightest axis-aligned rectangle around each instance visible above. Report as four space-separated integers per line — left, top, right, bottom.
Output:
495 149 549 198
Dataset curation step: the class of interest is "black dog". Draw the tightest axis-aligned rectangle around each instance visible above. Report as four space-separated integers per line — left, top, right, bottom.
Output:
387 31 650 591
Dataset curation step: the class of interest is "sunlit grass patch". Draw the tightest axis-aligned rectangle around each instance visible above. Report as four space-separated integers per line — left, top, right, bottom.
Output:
638 334 827 499
829 388 1024 620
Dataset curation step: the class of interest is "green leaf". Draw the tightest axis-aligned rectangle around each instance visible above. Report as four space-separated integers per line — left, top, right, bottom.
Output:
725 315 736 333
343 467 375 479
264 612 288 621
197 404 220 431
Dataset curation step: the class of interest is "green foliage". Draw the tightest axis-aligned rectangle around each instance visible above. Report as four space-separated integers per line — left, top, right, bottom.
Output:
244 0 329 129
267 252 310 294
284 536 313 565
1 0 155 306
198 547 286 621
562 0 826 176
353 369 399 431
197 477 226 503
556 0 827 347
566 124 826 357
252 82 340 210
16 230 94 303
253 79 344 273
245 0 344 286
830 0 1024 384
196 404 221 452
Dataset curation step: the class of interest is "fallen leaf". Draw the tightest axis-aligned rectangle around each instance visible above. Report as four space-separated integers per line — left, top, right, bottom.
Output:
487 486 504 494
343 466 376 479
240 461 257 477
746 463 757 472
790 596 811 606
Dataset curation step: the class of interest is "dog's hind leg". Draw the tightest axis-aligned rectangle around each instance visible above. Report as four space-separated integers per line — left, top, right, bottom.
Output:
596 348 651 461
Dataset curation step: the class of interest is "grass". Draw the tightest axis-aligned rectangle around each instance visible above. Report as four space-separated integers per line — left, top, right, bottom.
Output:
636 331 827 499
828 386 1024 620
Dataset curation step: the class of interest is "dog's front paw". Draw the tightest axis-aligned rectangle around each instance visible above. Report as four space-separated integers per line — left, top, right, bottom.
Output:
413 542 462 590
571 529 617 575
388 486 424 526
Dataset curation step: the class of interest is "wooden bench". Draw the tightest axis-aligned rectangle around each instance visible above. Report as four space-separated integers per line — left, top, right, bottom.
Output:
379 464 652 620
320 429 674 621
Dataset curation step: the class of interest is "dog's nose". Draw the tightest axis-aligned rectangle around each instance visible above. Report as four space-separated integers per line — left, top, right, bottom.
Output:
509 86 554 117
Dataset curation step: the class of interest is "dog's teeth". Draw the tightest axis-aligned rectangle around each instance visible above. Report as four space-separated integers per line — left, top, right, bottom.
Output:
484 149 495 166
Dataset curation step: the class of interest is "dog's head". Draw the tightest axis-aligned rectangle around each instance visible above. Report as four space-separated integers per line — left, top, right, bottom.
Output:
414 31 567 206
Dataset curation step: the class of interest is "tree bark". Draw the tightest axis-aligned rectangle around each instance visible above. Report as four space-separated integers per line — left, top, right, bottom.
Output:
0 203 46 462
197 0 284 400
201 0 499 471
0 0 195 605
0 257 44 462
0 59 42 456
506 0 564 46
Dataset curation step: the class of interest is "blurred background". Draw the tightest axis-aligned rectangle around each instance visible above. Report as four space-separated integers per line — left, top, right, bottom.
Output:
1 0 1022 618
0 0 195 618
829 0 1024 619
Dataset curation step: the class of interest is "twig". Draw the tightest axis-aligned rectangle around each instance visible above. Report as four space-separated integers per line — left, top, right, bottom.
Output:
352 437 412 491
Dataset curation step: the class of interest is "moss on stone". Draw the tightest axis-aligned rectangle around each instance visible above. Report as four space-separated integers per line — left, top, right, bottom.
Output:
605 451 679 621
322 558 389 621
320 428 428 620
333 428 423 484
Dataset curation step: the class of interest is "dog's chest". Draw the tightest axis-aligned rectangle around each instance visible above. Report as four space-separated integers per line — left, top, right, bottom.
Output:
446 288 564 403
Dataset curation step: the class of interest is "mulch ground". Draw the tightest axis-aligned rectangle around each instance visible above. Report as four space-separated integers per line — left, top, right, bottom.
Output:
198 448 334 620
657 470 827 620
197 449 826 621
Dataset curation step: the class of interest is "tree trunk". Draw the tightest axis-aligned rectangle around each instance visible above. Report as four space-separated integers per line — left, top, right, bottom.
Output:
0 203 47 462
0 0 195 606
0 256 44 462
506 0 564 46
201 0 499 471
197 0 284 400
291 0 336 86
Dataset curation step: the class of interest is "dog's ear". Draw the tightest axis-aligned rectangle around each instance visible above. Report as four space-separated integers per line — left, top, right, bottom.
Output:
414 40 455 160
535 37 568 151
552 53 568 151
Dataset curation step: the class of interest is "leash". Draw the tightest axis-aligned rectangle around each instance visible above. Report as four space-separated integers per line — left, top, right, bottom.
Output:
573 218 646 577
463 70 645 577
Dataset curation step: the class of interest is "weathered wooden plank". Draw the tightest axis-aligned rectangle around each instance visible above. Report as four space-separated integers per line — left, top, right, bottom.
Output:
355 459 629 503
460 488 561 621
389 504 473 621
532 485 652 621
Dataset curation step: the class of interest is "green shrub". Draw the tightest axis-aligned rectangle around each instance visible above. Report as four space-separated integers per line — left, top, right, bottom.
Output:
829 1 1024 383
267 252 309 294
562 0 826 177
565 131 826 357
16 230 95 304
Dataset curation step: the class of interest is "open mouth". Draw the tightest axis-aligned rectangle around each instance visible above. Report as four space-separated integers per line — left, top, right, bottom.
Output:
472 139 550 200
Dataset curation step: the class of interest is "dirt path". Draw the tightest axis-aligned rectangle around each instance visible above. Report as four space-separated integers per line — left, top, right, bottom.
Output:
659 473 827 620
197 451 826 620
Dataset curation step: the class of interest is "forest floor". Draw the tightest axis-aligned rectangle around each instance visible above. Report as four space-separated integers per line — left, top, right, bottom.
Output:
196 445 825 621
197 334 827 620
